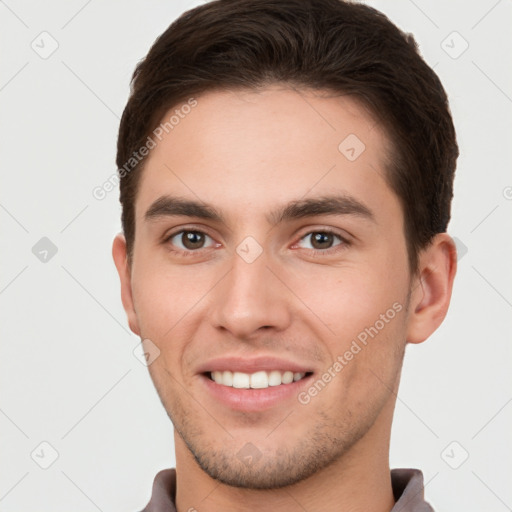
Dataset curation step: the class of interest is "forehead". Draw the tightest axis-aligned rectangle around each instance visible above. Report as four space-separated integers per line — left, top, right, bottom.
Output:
135 85 399 226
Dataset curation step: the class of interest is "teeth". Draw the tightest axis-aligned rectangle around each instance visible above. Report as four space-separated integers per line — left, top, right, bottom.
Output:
222 370 233 386
250 371 268 389
282 371 294 384
232 372 250 389
210 370 307 388
268 370 282 386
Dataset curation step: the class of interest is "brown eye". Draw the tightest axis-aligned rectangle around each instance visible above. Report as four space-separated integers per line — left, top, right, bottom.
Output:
310 232 335 249
182 231 205 249
296 231 346 251
168 230 215 251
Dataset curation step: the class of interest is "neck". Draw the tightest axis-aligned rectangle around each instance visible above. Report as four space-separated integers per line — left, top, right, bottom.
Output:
174 400 397 512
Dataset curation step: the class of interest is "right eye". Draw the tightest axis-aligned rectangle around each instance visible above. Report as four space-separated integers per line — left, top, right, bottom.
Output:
164 230 219 255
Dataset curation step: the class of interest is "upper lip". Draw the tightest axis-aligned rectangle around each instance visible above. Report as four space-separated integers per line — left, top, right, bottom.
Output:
197 356 314 375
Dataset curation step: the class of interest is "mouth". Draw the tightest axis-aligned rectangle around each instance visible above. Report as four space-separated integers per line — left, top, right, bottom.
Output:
196 355 316 411
200 369 315 412
204 370 314 389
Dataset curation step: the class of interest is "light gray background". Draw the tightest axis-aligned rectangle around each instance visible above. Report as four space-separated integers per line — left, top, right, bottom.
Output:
1 1 511 510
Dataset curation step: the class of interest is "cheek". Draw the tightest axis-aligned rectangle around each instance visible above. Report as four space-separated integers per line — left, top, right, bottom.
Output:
289 262 406 338
287 262 409 395
131 268 196 385
293 266 407 411
131 257 207 332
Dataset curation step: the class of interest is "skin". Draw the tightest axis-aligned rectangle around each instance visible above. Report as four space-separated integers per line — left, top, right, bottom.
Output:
113 85 457 512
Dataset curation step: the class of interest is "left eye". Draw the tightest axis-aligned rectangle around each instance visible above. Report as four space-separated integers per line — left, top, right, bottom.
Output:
297 231 344 250
168 230 216 251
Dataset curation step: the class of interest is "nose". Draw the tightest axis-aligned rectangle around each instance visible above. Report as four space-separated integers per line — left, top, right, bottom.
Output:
209 246 292 340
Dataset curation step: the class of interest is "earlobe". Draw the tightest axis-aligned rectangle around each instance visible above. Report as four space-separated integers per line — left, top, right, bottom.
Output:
406 233 457 344
112 233 141 336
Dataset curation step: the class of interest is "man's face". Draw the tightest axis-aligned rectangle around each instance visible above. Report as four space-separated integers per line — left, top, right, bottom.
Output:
123 86 414 488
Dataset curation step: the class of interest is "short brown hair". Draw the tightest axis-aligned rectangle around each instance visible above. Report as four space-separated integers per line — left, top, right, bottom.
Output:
116 0 458 273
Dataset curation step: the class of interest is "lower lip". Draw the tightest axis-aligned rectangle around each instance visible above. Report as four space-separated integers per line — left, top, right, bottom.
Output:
200 373 314 412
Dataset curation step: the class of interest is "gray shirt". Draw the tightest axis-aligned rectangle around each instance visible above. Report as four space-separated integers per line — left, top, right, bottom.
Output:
140 467 434 511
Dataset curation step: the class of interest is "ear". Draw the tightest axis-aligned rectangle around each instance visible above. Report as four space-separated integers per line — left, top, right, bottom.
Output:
406 233 457 344
112 233 140 336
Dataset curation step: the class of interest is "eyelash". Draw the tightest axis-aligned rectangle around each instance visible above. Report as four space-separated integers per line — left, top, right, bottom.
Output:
293 229 351 254
163 228 351 257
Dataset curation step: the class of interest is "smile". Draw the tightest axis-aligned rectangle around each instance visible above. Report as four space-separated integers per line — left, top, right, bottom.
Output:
207 370 311 389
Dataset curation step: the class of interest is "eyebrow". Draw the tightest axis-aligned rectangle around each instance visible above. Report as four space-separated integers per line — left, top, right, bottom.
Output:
144 194 375 225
